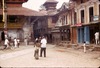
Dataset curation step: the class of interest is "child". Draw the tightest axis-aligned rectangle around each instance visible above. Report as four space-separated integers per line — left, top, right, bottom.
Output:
14 38 17 48
83 41 86 53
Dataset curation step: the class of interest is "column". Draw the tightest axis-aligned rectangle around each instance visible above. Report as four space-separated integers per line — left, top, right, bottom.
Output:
84 26 90 44
80 27 83 43
77 28 80 43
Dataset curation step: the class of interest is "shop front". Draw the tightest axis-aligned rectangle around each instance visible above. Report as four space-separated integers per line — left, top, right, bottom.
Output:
89 22 100 43
77 26 90 44
71 27 77 44
60 25 70 41
77 22 100 44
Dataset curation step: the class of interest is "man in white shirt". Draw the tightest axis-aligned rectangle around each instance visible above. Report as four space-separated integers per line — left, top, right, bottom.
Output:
4 38 9 49
40 36 47 57
94 32 99 45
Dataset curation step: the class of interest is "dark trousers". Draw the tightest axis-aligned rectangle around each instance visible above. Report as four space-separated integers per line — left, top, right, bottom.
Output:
3 45 7 49
40 48 46 57
18 43 20 48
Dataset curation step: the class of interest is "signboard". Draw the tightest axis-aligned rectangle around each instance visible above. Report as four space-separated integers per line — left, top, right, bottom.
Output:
93 16 99 21
76 23 82 27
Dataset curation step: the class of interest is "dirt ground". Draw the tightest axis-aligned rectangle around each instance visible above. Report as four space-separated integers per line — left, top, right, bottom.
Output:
0 44 100 67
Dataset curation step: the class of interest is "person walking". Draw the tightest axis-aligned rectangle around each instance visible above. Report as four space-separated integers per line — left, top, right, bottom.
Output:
4 38 9 49
40 36 47 57
34 38 40 60
83 41 86 53
94 32 99 45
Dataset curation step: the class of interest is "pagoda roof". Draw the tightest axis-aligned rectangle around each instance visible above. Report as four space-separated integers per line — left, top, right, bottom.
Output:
46 0 58 2
69 0 77 1
39 9 58 16
0 7 46 16
44 0 58 4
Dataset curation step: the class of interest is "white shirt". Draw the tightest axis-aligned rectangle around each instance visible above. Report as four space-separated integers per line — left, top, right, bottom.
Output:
94 32 99 39
14 39 17 44
5 34 8 39
17 39 20 43
4 39 9 45
41 38 47 48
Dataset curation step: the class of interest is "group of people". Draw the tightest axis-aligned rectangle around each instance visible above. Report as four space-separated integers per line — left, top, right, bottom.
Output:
34 36 47 60
4 37 20 49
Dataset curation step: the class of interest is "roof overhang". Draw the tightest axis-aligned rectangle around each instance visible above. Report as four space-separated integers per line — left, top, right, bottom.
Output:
0 7 46 16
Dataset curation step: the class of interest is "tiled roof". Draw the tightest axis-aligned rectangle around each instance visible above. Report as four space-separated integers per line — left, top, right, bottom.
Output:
47 10 58 16
39 9 58 16
58 2 69 12
39 10 48 15
0 7 46 16
69 0 77 1
45 0 58 3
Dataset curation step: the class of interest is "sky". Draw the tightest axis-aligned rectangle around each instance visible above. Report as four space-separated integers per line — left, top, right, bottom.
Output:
22 0 69 11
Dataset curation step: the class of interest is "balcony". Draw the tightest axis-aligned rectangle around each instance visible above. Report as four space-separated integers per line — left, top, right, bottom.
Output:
87 15 100 25
0 22 23 29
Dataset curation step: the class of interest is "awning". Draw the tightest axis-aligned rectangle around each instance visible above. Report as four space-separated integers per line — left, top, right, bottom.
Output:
0 7 46 16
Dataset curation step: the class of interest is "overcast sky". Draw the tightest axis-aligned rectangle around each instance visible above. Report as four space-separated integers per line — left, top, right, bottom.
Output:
23 0 69 11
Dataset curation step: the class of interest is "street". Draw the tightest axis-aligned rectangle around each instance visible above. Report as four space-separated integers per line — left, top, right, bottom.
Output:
0 44 100 67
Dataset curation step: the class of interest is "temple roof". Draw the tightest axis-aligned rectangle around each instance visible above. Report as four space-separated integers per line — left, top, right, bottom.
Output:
44 0 58 4
0 0 28 4
69 0 77 1
46 0 58 2
0 7 46 16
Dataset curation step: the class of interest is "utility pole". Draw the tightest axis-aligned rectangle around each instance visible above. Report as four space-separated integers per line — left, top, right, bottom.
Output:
2 0 7 36
2 0 7 30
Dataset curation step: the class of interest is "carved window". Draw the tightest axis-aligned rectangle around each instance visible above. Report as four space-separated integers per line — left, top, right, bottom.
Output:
6 0 10 1
74 12 77 24
80 0 84 3
89 7 94 22
81 10 84 23
8 15 18 23
99 4 100 17
66 15 68 25
0 15 3 22
0 1 2 8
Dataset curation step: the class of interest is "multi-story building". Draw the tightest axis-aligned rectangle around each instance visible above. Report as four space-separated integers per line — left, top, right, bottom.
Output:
51 0 100 45
70 0 100 44
33 0 58 43
51 2 71 44
0 0 43 41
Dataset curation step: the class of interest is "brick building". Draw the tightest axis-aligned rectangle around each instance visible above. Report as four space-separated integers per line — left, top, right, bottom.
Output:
33 0 58 43
70 0 100 44
0 0 43 41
